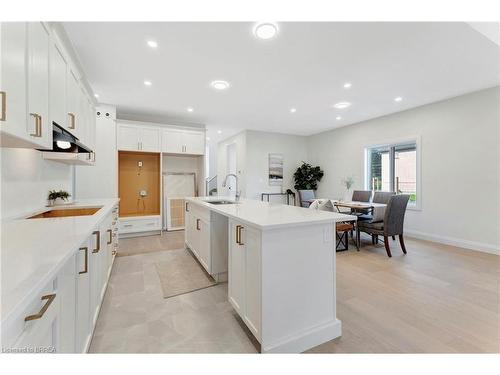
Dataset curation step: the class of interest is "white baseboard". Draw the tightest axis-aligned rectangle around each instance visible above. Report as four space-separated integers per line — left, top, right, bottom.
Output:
405 229 499 256
262 319 342 353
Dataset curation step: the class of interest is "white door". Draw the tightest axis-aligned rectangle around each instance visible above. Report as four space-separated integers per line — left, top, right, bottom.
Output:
183 131 205 155
117 123 140 151
27 22 51 149
140 127 160 152
58 253 77 353
0 23 29 145
243 225 261 339
162 128 183 153
228 220 245 316
49 41 67 130
184 208 194 250
75 240 91 353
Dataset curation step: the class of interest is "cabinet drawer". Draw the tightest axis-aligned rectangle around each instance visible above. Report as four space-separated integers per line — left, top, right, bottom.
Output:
118 216 161 233
2 276 58 351
186 202 211 223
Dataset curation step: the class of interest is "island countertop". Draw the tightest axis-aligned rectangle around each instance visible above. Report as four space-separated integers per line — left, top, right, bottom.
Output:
1 198 119 326
186 197 357 230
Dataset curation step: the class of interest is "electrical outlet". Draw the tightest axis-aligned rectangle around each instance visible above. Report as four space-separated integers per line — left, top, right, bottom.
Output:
138 161 143 167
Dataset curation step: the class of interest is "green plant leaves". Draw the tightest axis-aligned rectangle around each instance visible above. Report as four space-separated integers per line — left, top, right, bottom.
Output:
293 162 324 190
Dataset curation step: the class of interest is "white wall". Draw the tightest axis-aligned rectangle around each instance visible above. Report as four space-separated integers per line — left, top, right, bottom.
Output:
1 148 73 218
217 131 247 198
307 87 500 254
162 154 205 196
245 130 308 202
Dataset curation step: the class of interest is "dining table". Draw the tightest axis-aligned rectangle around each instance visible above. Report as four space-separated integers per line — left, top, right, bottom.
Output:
332 200 387 248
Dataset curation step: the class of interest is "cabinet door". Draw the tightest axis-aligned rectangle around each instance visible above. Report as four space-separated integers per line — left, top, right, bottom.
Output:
75 239 91 353
27 22 51 149
117 123 140 151
162 128 183 153
183 131 205 155
66 69 80 137
198 218 211 272
49 41 67 130
140 127 160 152
58 253 77 353
184 208 194 249
0 23 29 146
228 220 245 316
89 228 102 326
243 225 261 339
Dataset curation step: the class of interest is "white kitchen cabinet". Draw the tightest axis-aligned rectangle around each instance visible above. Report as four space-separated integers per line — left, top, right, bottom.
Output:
66 68 80 137
228 219 261 340
184 202 227 277
57 253 77 353
75 239 91 353
117 122 161 152
26 22 51 149
162 128 205 155
49 40 67 130
89 227 103 326
0 22 51 149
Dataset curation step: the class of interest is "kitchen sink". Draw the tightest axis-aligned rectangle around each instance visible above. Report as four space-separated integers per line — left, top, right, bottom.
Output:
204 200 239 205
27 207 102 219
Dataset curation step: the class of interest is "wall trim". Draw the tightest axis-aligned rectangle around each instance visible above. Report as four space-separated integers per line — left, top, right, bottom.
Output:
405 229 499 256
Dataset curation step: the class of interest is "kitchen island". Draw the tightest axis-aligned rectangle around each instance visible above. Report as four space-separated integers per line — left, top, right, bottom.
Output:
184 197 356 353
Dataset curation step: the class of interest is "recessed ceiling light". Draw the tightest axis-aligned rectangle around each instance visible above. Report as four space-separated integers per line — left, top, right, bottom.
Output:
333 101 351 109
147 40 158 48
343 82 352 89
144 80 152 86
336 116 342 120
290 108 297 113
187 107 194 112
394 96 403 102
211 80 230 90
217 130 222 134
253 22 279 40
94 93 99 98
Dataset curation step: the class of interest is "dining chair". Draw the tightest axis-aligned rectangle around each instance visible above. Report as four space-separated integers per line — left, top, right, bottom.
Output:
351 190 372 202
357 194 410 257
298 190 316 208
357 191 395 222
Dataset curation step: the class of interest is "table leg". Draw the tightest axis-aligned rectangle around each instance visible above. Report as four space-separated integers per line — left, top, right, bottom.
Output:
355 221 360 251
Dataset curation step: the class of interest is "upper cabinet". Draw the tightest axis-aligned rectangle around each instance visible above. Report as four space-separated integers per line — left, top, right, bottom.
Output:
118 122 205 155
117 123 161 152
1 22 96 152
0 22 51 149
162 128 205 155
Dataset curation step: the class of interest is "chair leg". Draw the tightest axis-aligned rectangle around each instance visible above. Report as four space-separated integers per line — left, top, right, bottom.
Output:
371 234 375 245
383 236 392 257
392 235 396 240
399 234 407 254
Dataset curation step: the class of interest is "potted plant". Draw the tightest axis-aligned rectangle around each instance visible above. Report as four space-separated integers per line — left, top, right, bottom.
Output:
293 162 324 190
47 190 72 206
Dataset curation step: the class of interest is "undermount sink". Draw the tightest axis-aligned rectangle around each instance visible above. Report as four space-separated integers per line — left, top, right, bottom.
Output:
27 207 102 219
204 200 238 205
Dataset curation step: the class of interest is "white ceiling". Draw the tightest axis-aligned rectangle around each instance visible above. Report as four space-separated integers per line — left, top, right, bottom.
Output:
63 22 500 141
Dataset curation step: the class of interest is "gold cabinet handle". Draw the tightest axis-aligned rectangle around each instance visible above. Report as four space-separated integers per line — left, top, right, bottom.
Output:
29 113 42 137
92 230 100 253
79 247 88 274
237 225 244 246
25 294 56 322
68 112 75 129
107 229 112 244
1 91 6 121
196 218 201 230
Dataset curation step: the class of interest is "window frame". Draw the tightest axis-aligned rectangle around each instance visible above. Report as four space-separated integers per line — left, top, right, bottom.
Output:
364 136 422 210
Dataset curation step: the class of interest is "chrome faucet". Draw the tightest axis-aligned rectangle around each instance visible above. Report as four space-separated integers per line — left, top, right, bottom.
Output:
222 173 240 201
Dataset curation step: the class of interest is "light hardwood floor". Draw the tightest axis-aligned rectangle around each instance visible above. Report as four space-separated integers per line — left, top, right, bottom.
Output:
91 233 500 353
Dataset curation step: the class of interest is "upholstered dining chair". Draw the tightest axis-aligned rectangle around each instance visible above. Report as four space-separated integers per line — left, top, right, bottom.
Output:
298 190 316 208
357 191 395 222
357 194 410 257
351 190 372 202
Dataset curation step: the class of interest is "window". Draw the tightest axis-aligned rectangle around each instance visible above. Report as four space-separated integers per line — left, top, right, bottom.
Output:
365 140 419 207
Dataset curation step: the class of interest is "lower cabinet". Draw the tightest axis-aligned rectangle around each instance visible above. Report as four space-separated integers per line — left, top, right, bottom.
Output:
5 204 119 353
228 219 262 341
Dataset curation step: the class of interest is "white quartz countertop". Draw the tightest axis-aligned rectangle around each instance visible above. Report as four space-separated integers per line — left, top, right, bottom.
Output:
1 198 119 325
186 197 357 230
